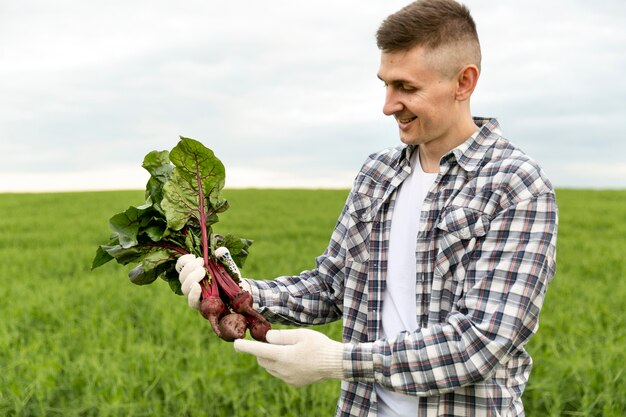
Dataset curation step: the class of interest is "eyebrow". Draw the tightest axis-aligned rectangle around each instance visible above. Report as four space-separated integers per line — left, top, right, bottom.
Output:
377 74 414 86
376 74 389 83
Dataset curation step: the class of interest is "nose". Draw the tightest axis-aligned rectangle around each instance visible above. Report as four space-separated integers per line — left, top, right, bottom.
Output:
382 87 403 116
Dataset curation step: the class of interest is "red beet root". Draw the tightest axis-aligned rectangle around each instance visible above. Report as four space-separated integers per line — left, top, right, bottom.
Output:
200 296 228 338
230 290 253 314
200 259 272 342
230 289 265 321
245 313 271 342
218 313 248 342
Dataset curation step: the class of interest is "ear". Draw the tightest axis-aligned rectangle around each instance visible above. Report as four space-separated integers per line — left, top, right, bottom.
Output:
455 65 479 101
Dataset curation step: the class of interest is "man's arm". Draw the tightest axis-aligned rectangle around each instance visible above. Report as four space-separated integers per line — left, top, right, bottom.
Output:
241 252 345 326
239 190 359 326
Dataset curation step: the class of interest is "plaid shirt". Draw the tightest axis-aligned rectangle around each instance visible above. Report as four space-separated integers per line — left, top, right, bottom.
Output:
248 118 558 417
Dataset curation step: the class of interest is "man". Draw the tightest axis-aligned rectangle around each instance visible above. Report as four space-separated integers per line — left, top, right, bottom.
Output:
177 0 558 415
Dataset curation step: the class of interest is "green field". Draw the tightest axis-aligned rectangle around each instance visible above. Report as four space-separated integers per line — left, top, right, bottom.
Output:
0 189 624 416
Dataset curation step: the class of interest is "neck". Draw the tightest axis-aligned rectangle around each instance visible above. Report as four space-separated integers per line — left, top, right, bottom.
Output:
418 115 477 173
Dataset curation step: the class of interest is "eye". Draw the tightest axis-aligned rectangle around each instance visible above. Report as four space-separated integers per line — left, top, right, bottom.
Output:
398 84 416 93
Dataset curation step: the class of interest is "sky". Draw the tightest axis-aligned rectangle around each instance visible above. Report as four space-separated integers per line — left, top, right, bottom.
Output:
1 0 625 192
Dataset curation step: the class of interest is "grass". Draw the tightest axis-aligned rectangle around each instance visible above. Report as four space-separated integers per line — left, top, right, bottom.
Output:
0 188 624 416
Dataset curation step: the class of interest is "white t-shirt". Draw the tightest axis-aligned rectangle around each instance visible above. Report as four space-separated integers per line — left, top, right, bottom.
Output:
375 147 438 417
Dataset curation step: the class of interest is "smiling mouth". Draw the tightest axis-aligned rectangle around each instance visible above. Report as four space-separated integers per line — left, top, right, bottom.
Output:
396 116 417 125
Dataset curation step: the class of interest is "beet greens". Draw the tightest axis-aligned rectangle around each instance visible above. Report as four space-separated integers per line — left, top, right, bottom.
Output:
92 136 270 342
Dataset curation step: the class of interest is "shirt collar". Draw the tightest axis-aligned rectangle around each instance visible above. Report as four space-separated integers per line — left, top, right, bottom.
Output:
396 117 501 172
445 117 502 172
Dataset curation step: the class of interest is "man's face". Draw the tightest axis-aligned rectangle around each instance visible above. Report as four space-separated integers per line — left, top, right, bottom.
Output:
378 45 461 147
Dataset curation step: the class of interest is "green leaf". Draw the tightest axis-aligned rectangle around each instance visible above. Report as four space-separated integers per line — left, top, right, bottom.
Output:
142 223 166 242
143 150 172 207
139 215 167 242
169 137 226 205
142 150 172 181
168 279 183 295
161 171 201 231
162 267 184 295
128 249 175 285
109 207 144 248
161 137 227 232
184 227 202 256
101 242 146 265
109 201 172 251
92 245 114 269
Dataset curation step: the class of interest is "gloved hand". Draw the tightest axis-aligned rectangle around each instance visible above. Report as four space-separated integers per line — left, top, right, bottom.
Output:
175 254 253 310
234 328 344 387
175 254 205 309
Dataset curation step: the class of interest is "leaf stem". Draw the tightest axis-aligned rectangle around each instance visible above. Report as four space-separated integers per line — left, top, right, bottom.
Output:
200 271 218 299
194 158 210 270
208 259 241 299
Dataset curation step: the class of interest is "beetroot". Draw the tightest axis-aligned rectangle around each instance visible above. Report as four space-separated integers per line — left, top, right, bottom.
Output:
246 314 272 343
206 257 271 342
218 313 248 342
230 290 254 314
199 295 228 339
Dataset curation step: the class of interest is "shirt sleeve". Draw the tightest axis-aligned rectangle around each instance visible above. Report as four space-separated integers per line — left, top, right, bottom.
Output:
243 192 355 326
343 191 558 395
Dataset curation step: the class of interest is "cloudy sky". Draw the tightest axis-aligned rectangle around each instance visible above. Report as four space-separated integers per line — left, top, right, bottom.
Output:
1 0 625 192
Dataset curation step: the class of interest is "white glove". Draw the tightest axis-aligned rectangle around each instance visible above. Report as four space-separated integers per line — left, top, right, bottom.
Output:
175 254 205 309
175 254 253 310
233 328 344 387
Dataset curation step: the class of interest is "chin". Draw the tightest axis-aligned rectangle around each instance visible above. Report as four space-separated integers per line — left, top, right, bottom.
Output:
398 134 421 146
